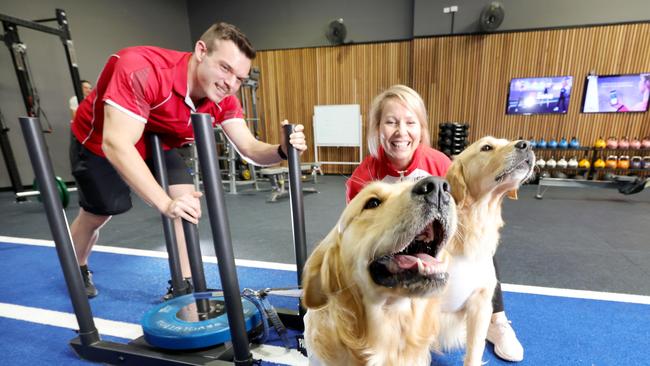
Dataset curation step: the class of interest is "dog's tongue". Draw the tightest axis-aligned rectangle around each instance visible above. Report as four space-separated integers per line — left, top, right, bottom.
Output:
389 253 438 273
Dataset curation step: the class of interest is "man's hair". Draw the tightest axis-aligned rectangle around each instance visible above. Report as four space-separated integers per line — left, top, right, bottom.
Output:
367 84 430 158
80 79 91 85
200 22 256 59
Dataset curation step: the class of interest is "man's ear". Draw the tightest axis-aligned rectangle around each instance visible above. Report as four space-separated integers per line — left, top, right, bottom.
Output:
446 160 467 207
301 230 341 309
194 40 207 61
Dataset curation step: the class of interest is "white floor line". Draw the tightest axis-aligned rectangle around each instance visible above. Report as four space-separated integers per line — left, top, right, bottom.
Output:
501 283 650 305
0 235 297 271
0 302 307 365
0 302 143 339
3 235 650 305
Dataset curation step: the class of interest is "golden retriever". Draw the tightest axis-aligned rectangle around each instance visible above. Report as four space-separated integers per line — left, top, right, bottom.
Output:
438 136 535 366
301 176 457 366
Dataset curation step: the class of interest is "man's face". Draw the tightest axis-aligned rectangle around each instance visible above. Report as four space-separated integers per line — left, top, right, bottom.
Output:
195 39 251 102
81 82 92 97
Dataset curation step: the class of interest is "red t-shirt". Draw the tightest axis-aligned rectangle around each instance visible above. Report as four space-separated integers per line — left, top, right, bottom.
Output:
346 145 452 202
71 46 244 158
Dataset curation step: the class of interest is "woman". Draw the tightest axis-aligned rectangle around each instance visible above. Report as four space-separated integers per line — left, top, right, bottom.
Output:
346 84 524 362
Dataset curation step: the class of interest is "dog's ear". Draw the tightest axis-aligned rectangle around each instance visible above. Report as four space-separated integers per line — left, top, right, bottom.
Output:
507 189 518 200
446 160 468 207
302 231 342 309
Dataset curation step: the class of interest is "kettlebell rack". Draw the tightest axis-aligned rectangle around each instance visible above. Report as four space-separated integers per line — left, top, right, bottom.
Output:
534 147 650 199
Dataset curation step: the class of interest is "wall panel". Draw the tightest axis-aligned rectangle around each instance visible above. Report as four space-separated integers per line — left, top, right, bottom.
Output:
253 23 650 174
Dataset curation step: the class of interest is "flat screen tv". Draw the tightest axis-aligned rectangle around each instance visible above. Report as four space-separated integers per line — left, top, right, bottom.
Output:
506 76 573 115
581 73 650 113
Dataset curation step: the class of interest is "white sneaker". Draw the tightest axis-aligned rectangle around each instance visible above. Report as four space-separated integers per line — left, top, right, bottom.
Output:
486 316 524 362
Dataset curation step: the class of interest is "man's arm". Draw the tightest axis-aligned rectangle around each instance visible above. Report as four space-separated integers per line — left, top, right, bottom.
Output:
102 105 202 223
221 119 307 166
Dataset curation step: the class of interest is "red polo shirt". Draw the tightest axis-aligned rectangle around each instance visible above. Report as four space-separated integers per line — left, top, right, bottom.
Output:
71 46 244 158
346 145 451 202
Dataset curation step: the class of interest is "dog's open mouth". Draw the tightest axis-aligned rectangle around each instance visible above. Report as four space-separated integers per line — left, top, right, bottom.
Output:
495 153 535 182
368 218 449 292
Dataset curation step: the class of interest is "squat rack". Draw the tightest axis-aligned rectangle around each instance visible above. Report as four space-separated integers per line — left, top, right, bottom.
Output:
0 8 83 197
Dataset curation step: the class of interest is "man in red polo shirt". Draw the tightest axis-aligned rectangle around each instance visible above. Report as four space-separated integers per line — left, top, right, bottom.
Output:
70 22 307 298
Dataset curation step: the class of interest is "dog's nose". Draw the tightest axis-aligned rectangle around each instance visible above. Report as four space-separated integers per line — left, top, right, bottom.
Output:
515 140 529 150
413 176 450 207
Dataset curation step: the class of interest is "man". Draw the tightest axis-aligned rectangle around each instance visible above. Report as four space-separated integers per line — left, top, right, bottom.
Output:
69 79 93 119
70 22 307 298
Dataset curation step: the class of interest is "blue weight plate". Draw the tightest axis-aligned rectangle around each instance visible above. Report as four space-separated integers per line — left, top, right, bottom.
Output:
142 292 262 350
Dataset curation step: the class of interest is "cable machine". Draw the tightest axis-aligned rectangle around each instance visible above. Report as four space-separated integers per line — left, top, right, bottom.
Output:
0 9 82 198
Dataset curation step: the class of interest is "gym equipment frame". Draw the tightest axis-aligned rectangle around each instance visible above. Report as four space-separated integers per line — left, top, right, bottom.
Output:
1 9 83 199
20 114 307 365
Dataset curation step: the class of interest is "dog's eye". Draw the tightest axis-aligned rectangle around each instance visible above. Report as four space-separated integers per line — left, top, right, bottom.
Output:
363 197 382 210
480 144 493 152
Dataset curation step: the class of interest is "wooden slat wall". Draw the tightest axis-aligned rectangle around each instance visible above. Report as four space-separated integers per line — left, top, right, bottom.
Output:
252 23 650 174
252 42 411 174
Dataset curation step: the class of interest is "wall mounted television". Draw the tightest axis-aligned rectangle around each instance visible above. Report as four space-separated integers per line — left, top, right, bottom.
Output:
506 76 573 115
581 73 650 113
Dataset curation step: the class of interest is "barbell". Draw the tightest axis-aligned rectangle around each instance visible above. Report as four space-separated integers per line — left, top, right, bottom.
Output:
15 176 75 208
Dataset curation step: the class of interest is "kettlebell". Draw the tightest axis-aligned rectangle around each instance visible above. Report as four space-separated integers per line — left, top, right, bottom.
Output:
548 138 558 149
606 137 618 150
537 138 547 149
631 156 642 169
536 158 546 168
594 157 606 169
642 156 650 169
605 155 618 169
618 137 630 150
558 137 569 149
569 137 580 149
594 137 606 149
630 137 641 150
529 137 537 149
617 155 630 169
568 156 579 168
642 137 650 149
578 157 590 169
557 157 568 169
546 156 557 168
552 171 568 179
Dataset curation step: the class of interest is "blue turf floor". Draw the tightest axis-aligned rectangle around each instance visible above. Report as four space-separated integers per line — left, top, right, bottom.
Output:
1 241 649 365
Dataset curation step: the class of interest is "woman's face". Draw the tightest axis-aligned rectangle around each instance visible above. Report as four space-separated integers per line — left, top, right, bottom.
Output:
379 99 421 170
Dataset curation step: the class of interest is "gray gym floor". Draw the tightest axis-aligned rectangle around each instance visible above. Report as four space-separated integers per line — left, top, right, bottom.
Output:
1 175 649 296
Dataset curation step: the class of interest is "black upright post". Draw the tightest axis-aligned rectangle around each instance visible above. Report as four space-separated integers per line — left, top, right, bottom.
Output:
191 114 252 366
283 125 308 318
0 109 25 197
181 219 209 294
55 8 83 103
149 135 187 296
19 116 100 345
2 22 37 117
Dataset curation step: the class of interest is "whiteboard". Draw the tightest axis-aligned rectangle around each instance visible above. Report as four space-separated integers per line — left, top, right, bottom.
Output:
313 104 361 147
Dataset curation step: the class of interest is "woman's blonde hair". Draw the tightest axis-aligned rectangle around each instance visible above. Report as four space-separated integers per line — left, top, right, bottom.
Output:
366 84 430 158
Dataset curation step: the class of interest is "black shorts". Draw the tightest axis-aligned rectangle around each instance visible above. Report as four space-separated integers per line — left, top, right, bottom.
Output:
69 137 193 216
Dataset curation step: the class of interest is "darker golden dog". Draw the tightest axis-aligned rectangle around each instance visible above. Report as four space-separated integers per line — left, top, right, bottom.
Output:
301 176 457 366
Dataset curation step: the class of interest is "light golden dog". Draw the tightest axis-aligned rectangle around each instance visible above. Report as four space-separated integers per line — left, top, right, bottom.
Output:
302 176 457 366
438 136 535 366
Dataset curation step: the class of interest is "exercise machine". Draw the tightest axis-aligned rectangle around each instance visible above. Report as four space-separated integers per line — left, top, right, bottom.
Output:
1 9 82 201
20 114 307 365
